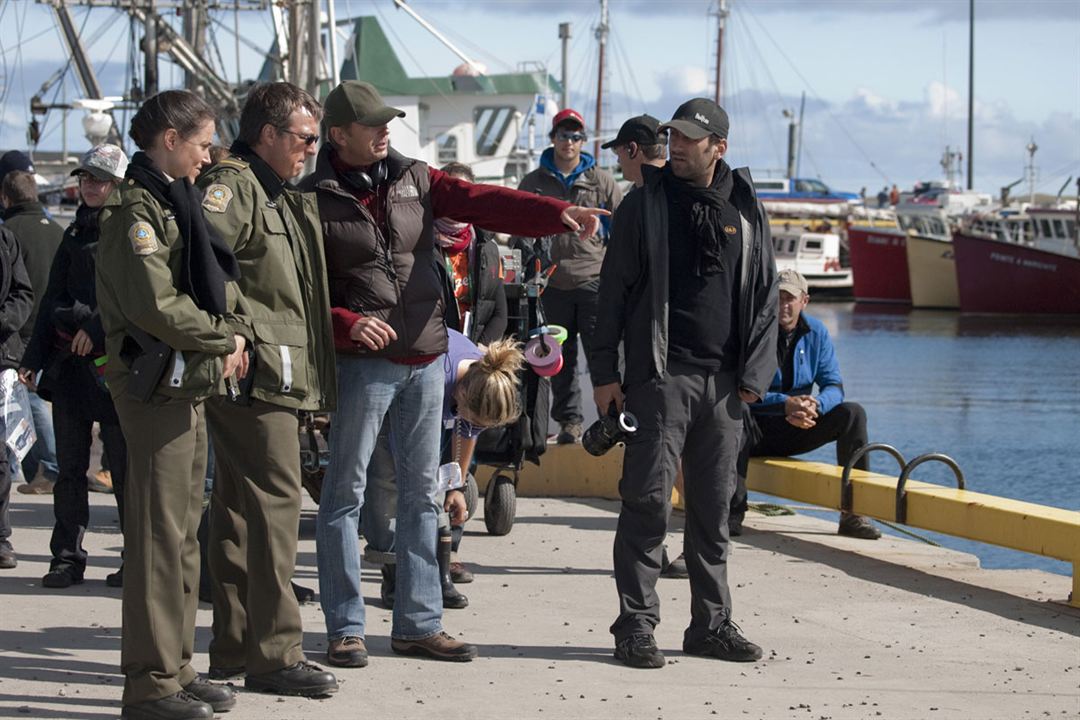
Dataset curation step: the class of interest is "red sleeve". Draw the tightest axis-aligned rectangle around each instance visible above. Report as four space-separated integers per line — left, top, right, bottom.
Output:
428 167 570 237
331 307 362 350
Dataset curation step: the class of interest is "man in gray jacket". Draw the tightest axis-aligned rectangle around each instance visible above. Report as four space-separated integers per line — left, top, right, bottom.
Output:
590 98 778 669
515 109 621 444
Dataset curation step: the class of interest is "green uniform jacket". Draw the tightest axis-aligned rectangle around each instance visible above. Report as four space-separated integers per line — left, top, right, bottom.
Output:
96 178 241 402
197 155 336 412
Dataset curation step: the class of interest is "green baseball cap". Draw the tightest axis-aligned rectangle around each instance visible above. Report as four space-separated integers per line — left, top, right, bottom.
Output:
323 81 405 128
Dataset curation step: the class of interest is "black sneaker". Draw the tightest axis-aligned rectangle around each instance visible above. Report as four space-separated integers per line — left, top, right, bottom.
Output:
106 564 124 588
614 634 666 669
42 566 84 588
291 581 315 604
728 513 744 537
683 621 763 663
660 549 688 579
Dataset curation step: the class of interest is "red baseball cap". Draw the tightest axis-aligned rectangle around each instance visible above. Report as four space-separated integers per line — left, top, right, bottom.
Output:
552 108 585 131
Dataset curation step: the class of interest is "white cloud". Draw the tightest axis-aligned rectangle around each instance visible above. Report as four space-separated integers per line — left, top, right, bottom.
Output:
655 66 709 98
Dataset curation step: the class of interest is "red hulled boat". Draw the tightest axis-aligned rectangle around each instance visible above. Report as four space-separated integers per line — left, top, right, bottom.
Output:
847 225 910 304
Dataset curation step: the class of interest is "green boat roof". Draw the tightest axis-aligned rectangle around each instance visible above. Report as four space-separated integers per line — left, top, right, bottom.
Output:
338 16 560 98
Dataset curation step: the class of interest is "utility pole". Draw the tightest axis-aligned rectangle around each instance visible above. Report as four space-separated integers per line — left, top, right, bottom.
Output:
966 0 974 190
593 0 608 163
143 0 158 98
782 108 797 180
559 22 571 111
713 0 729 105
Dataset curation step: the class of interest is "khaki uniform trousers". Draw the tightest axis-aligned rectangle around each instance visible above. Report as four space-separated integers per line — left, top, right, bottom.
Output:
205 397 305 674
113 385 208 705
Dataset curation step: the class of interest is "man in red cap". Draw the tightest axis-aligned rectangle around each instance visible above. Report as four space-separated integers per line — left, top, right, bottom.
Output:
513 108 622 445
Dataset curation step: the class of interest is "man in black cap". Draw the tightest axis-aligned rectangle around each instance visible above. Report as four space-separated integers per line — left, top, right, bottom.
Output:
590 97 778 668
300 80 606 667
601 114 667 188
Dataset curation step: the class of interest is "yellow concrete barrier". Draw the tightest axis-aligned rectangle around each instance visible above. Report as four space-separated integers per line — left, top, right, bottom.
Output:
481 446 1080 607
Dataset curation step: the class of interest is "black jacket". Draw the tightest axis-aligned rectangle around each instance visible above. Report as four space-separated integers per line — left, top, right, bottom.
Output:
21 205 109 402
589 164 779 397
440 228 508 346
2 202 64 342
0 227 33 370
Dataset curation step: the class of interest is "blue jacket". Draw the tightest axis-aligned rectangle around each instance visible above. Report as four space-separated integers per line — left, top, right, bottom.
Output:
756 313 843 416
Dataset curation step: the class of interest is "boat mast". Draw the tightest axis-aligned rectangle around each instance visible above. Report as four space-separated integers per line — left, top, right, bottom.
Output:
559 22 571 111
143 1 158 98
593 0 609 162
712 0 729 105
966 0 974 189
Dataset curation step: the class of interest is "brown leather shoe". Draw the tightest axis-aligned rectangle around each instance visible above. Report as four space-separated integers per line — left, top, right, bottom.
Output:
327 636 368 668
449 561 474 584
391 631 477 662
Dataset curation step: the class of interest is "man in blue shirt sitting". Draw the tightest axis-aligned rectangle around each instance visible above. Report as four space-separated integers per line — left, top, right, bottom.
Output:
731 269 880 540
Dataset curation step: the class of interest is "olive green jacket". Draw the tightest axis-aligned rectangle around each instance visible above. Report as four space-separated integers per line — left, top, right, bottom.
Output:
197 153 336 412
96 179 241 403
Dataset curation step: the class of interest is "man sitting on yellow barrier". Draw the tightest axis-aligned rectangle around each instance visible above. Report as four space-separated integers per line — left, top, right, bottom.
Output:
732 268 879 540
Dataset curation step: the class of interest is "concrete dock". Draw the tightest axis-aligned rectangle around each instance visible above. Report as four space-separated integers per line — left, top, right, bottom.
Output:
1 489 1077 720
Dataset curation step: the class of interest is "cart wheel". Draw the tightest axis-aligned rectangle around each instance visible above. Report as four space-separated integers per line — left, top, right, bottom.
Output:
463 472 479 521
484 473 517 536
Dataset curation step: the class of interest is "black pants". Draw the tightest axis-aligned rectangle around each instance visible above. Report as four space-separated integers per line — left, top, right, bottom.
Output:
50 390 127 575
542 280 599 426
0 446 12 543
612 364 742 645
732 401 867 516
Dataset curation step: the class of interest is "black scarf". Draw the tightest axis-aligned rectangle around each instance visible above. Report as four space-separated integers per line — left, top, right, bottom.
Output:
125 151 240 315
664 159 735 277
72 203 101 243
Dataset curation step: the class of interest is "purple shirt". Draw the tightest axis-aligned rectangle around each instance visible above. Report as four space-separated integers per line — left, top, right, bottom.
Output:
445 329 484 437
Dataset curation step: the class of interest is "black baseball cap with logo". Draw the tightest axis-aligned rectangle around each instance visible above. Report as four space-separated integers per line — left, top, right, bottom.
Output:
658 98 730 140
601 114 667 150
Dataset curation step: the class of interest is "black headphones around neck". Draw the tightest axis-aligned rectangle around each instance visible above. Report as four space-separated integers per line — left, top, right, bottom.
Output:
342 160 387 193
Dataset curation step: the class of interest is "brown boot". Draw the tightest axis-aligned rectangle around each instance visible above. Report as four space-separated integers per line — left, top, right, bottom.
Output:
838 513 881 540
391 632 477 662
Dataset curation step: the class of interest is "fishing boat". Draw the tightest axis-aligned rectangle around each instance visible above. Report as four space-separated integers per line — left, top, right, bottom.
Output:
771 218 852 295
954 205 1080 314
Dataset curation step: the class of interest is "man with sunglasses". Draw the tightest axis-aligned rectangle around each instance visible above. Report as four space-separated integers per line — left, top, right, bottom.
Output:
195 81 339 698
514 109 622 445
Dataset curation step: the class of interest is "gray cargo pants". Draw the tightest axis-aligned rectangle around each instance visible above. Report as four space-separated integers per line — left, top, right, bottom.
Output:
610 363 743 645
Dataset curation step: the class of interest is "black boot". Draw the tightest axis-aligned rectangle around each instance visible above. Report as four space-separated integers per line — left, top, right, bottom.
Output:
380 563 395 609
439 526 468 609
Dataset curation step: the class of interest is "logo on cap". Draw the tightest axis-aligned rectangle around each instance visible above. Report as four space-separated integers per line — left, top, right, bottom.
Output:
694 113 710 125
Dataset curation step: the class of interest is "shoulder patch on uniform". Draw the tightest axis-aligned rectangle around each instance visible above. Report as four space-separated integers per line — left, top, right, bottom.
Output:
128 221 159 256
202 184 234 214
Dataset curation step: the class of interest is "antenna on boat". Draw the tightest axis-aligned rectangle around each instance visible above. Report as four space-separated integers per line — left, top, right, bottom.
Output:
712 0 729 105
1025 139 1038 206
392 0 486 77
966 0 974 190
558 23 571 112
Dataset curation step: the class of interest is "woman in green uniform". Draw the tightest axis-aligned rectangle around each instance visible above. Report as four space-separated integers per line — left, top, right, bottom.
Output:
95 90 247 720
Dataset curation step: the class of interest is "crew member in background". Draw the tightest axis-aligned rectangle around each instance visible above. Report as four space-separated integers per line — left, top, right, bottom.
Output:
0 164 61 496
602 114 666 189
19 144 130 590
591 98 778 669
730 269 879 540
196 81 339 698
301 80 606 668
514 108 622 445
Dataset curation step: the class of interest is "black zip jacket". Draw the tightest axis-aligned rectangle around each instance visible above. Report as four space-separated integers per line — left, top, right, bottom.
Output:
589 164 779 398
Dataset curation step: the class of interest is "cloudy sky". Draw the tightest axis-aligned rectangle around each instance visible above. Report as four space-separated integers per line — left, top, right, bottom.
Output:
2 0 1077 197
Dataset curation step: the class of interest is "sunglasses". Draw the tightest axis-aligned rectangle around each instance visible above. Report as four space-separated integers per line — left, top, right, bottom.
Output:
278 128 320 146
555 131 586 143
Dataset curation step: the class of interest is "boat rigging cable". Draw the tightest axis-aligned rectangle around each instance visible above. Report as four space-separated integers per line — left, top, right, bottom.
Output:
741 2 890 183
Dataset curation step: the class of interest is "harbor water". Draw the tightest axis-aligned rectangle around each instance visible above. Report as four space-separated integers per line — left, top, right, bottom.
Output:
781 302 1080 576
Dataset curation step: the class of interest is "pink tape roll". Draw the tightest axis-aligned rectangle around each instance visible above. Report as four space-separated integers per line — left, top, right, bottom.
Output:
524 334 561 369
533 354 564 377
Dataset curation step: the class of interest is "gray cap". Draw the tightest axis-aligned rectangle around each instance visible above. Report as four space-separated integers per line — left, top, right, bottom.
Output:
323 81 405 128
777 269 809 296
71 144 128 182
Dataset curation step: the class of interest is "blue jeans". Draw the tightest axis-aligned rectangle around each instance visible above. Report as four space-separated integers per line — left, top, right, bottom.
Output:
316 356 444 641
21 392 58 482
360 420 399 567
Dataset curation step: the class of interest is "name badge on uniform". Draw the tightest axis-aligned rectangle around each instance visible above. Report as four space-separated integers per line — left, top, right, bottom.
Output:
203 184 233 213
128 221 159 256
724 225 737 235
